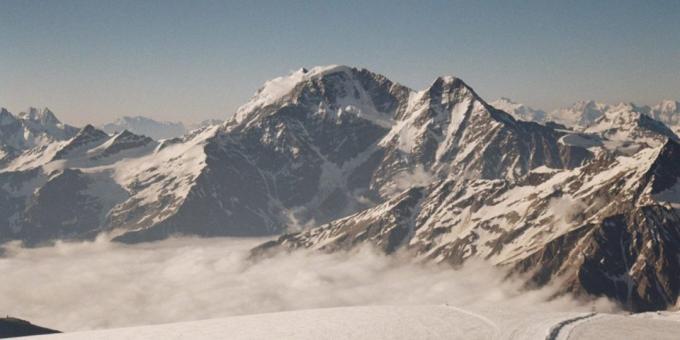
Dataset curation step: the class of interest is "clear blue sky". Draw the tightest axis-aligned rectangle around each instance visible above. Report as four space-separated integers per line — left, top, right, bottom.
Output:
2 0 679 125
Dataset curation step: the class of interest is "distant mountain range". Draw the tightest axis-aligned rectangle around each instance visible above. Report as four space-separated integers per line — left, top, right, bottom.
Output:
100 116 223 140
491 97 680 133
2 65 680 311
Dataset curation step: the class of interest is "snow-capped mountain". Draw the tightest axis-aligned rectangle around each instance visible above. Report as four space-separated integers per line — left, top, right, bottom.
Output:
2 66 590 243
100 116 187 140
548 100 611 127
651 100 680 134
584 102 678 150
3 66 680 311
489 97 547 122
0 107 78 163
492 99 680 136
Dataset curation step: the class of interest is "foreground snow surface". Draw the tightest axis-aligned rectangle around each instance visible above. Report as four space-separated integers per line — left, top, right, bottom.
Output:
24 305 680 340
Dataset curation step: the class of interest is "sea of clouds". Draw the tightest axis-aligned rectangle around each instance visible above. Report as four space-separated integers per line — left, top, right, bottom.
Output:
0 237 616 332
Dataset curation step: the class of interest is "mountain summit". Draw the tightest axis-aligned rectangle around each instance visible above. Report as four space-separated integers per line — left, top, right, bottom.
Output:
0 107 78 164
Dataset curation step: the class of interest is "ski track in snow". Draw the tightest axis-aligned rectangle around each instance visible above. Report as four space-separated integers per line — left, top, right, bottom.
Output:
545 312 596 340
444 304 500 339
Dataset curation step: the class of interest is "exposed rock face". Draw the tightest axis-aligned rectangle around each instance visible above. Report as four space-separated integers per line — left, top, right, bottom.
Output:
20 169 103 243
0 317 60 338
515 204 680 312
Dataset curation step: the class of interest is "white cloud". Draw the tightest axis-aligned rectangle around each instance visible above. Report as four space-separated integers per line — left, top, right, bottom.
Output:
548 195 586 225
385 165 435 195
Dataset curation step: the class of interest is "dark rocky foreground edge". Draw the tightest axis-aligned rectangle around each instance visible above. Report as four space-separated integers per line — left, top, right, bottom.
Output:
0 317 60 338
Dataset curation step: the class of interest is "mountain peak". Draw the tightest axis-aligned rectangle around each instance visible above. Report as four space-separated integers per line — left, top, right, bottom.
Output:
94 128 154 158
110 128 152 144
423 75 477 105
490 98 547 122
573 100 606 110
234 65 358 122
584 102 677 146
654 100 680 113
548 100 610 127
39 107 60 124
115 115 174 125
610 101 650 113
0 108 17 126
76 124 108 139
18 107 62 126
18 107 39 119
429 75 466 90
50 125 109 160
231 65 410 129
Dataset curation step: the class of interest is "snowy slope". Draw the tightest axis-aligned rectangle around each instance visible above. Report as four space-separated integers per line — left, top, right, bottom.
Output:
23 306 680 340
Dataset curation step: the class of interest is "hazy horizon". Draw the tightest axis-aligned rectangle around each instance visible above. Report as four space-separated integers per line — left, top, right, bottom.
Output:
2 0 679 125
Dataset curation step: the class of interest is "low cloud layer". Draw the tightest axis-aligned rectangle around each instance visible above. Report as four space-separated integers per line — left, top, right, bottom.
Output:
0 237 615 332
